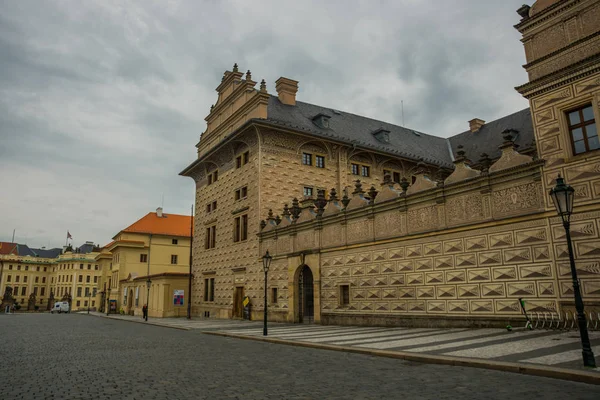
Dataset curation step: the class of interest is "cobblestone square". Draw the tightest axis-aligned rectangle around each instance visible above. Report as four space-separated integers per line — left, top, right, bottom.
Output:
1 314 599 399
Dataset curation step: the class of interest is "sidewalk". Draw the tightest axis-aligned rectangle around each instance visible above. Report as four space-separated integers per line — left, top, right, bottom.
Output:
86 312 600 378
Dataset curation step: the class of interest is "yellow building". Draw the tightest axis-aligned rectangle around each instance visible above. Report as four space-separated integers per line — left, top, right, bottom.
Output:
181 0 600 326
103 207 193 318
0 242 104 312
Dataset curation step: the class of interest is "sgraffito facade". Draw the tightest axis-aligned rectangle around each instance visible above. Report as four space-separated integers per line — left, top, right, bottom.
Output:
182 0 600 326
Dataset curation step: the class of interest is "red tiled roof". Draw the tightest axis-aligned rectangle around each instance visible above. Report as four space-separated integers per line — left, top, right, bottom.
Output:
0 242 18 255
117 212 193 238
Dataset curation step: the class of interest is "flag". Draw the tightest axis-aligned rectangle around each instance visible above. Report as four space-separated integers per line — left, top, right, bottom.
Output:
67 231 72 239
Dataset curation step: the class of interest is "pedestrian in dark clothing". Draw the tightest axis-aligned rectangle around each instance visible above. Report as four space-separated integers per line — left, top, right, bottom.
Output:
142 304 148 320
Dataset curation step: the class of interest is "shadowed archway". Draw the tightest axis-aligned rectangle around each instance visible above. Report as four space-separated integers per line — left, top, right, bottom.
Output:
296 265 314 323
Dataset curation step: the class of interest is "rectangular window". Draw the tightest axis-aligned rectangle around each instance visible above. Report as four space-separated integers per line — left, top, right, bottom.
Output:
302 152 313 166
84 300 88 307
88 264 91 270
95 265 98 270
140 254 147 263
6 275 11 282
315 155 325 168
77 287 82 297
393 172 401 183
172 239 178 245
8 265 12 270
361 165 370 177
23 276 27 283
171 255 178 264
234 215 249 242
235 186 248 201
351 163 359 175
42 277 46 284
80 264 83 269
85 288 90 297
568 104 597 155
236 151 250 168
41 287 45 296
205 226 217 249
94 276 98 283
207 170 218 185
33 287 38 295
25 266 28 271
272 287 278 303
17 265 20 270
340 285 350 305
79 275 83 283
303 187 313 197
21 287 26 296
76 300 81 307
86 276 90 283
35 277 39 283
206 201 217 213
16 275 20 282
204 278 215 302
92 301 95 307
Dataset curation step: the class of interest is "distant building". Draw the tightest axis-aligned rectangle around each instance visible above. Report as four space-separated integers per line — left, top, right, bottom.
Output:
100 207 192 318
181 0 600 326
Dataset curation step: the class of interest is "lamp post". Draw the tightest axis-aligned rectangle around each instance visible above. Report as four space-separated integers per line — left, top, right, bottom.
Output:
549 174 596 368
262 250 272 336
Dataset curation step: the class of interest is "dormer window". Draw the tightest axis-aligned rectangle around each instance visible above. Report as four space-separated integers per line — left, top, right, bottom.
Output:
312 113 331 129
372 128 390 144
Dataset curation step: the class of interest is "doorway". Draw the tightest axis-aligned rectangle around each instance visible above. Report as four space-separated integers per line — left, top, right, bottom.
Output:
127 289 134 315
233 287 244 318
298 265 314 323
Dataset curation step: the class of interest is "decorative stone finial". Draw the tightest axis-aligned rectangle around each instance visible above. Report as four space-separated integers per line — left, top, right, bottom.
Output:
341 189 350 209
368 186 378 204
315 190 327 217
267 209 275 221
478 153 492 173
233 63 239 72
275 215 281 225
260 220 266 230
329 188 338 202
455 145 466 161
210 104 214 112
400 177 410 193
246 70 252 80
501 128 518 144
291 197 301 220
282 204 291 217
352 180 365 195
260 79 267 92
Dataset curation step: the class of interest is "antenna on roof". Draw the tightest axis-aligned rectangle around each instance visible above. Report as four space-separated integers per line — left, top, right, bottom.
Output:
401 100 405 126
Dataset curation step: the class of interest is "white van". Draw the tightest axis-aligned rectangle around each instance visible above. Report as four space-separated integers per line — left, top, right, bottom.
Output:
51 301 70 314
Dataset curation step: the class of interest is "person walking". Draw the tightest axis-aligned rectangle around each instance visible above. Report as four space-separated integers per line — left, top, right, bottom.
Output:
142 304 148 320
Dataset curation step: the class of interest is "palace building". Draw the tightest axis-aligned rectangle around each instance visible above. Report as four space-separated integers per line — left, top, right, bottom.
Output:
181 0 600 326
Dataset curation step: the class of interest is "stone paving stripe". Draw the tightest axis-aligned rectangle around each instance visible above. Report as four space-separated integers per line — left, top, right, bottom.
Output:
442 332 588 359
408 329 542 353
222 325 349 335
496 338 600 364
356 329 496 350
262 327 392 339
520 345 600 365
333 329 446 346
309 328 438 345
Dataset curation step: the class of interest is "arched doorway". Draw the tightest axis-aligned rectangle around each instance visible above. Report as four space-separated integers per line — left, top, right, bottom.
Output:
297 265 314 323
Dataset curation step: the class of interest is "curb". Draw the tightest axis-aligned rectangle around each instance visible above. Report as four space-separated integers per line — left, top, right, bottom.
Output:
202 331 600 386
82 312 191 331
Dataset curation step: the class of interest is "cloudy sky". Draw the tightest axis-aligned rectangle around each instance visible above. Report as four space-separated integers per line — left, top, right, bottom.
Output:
0 0 530 249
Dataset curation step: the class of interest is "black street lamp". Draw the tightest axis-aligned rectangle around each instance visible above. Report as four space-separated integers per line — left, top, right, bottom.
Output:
549 174 596 368
145 278 151 322
262 250 272 336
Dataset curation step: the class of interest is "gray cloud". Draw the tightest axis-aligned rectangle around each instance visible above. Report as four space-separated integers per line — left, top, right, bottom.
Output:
0 0 530 248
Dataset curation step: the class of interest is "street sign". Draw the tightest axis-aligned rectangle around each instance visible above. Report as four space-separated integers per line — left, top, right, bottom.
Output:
243 296 249 307
173 289 184 306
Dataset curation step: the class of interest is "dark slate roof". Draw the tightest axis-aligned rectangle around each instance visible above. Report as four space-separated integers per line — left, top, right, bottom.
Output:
15 244 36 257
266 96 455 168
31 248 62 258
448 108 534 164
76 243 97 254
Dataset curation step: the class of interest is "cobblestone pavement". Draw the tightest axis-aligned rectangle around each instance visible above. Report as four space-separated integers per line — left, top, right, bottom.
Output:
95 312 600 371
2 313 598 400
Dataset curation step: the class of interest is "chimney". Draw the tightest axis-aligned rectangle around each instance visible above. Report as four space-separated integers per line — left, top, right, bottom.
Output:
468 118 486 133
156 207 163 218
275 77 299 106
